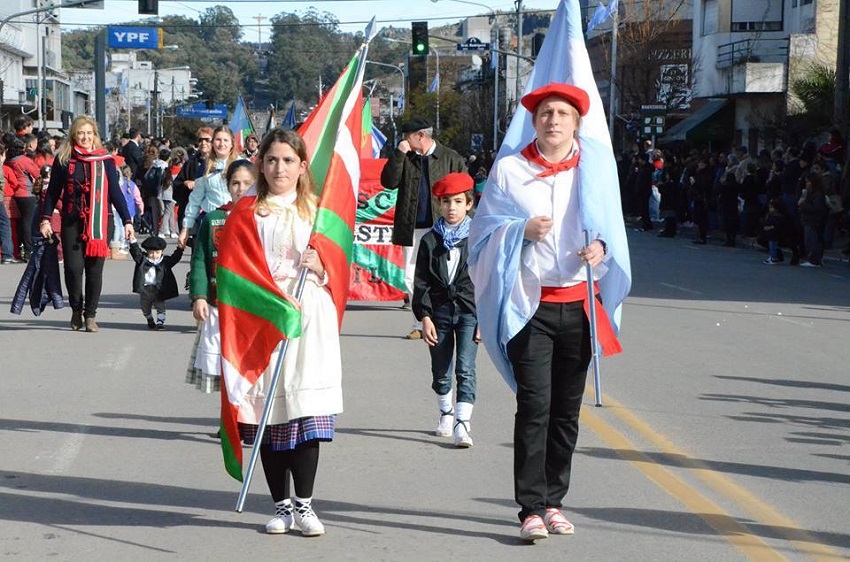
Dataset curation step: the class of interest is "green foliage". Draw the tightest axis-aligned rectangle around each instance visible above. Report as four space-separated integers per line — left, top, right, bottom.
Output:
58 5 497 150
264 10 355 104
790 63 836 126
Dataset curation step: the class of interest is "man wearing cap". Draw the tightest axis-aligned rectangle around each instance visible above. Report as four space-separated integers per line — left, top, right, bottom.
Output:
469 82 627 541
381 117 466 339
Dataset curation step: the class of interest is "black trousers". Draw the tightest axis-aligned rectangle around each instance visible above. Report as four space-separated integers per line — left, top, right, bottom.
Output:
60 218 113 317
507 301 590 522
14 195 38 256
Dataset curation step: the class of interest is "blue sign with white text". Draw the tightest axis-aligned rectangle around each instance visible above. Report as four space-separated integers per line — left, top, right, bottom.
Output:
107 27 161 50
175 103 229 119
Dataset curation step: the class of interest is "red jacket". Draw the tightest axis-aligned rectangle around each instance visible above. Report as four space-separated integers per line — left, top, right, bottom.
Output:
3 164 20 198
9 154 41 197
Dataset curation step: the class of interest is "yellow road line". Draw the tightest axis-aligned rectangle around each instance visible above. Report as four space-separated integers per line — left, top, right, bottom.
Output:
588 392 844 561
581 405 786 561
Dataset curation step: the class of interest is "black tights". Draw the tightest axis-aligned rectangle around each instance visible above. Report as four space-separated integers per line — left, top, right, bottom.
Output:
260 441 320 502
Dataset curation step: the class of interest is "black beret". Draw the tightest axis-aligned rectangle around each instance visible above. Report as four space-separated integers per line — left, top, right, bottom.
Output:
400 117 432 134
141 236 167 251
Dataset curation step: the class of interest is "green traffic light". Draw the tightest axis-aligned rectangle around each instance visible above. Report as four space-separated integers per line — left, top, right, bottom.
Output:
416 44 424 53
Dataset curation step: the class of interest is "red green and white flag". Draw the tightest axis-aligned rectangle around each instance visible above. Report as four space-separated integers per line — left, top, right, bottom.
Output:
299 44 371 327
216 198 303 481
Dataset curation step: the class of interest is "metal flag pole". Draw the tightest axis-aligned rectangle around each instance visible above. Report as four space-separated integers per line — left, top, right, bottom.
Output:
584 230 603 407
235 266 309 513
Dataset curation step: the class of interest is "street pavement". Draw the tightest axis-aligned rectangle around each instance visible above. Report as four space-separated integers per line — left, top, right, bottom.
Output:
1 231 848 561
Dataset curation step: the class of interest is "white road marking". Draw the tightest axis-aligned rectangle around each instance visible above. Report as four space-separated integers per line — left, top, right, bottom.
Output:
46 427 88 475
658 282 704 295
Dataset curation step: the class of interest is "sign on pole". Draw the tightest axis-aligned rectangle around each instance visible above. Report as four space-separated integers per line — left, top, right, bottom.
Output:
457 37 492 52
175 103 229 119
640 104 666 137
107 26 162 50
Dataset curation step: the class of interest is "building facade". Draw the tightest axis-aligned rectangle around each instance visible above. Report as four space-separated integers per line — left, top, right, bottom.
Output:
679 0 840 150
0 0 86 132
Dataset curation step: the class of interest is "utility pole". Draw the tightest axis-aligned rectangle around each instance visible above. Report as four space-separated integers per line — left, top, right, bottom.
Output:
608 7 618 140
835 0 849 135
514 0 523 106
253 14 266 48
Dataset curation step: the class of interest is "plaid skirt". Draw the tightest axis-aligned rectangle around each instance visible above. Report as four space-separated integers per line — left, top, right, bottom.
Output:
239 416 335 451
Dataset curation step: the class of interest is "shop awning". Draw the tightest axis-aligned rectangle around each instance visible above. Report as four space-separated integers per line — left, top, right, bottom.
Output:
660 99 730 144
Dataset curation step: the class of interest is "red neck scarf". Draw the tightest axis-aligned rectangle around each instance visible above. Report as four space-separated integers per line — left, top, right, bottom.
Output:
520 140 580 178
67 146 112 258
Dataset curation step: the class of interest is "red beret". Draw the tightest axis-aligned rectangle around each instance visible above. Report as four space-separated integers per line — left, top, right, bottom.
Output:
521 83 590 116
432 172 473 198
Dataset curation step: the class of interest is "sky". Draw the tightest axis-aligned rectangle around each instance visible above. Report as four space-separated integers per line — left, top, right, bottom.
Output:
62 0 562 42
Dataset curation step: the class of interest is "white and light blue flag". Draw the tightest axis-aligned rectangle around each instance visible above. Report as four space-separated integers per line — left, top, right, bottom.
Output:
371 124 387 158
469 0 631 390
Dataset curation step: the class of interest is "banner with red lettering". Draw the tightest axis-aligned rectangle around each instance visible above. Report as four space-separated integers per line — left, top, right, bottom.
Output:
349 158 407 301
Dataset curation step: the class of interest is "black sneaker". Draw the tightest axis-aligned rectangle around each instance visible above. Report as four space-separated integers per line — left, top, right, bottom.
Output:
147 318 156 330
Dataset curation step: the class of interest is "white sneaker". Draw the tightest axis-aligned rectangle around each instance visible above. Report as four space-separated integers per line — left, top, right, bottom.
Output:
435 411 454 437
454 420 473 448
265 502 293 534
294 501 325 537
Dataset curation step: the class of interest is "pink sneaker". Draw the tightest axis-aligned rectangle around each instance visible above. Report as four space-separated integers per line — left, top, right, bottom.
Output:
543 508 575 535
519 514 548 541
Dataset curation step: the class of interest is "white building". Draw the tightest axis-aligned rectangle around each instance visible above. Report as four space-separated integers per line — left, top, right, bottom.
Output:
670 0 841 149
0 0 87 132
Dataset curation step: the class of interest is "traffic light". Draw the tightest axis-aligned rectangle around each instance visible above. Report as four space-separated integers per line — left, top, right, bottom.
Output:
138 0 158 15
412 22 429 55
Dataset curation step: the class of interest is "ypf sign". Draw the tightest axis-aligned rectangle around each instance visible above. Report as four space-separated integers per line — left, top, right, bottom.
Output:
107 26 162 50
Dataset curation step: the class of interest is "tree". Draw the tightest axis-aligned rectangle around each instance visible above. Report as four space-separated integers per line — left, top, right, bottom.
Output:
198 6 243 44
791 63 836 128
265 10 357 105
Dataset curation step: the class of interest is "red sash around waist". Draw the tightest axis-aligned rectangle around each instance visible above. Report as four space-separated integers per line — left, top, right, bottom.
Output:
540 283 623 356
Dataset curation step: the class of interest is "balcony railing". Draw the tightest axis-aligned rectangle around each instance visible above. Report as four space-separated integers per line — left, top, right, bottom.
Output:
716 38 789 69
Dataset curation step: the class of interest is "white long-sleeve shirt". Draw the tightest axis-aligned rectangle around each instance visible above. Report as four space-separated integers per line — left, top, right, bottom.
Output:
497 150 608 287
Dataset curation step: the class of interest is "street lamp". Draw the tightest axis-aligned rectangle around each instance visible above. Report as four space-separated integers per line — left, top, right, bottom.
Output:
366 60 406 115
430 0 496 22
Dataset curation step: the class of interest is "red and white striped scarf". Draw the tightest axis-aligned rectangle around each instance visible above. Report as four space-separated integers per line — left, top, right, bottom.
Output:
68 147 112 258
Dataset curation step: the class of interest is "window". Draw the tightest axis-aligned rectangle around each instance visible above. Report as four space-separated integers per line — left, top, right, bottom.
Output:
731 0 783 32
703 0 719 36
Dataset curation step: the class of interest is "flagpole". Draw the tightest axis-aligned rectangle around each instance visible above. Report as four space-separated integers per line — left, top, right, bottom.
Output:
235 266 309 513
584 230 603 407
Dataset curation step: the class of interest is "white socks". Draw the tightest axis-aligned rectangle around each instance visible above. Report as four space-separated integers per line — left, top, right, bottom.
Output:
455 402 473 429
437 391 454 415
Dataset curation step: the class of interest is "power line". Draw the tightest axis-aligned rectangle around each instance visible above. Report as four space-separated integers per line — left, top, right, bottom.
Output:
50 8 554 29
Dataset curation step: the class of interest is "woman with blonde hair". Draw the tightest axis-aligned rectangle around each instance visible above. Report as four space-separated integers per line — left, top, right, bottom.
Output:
38 115 134 332
177 125 238 246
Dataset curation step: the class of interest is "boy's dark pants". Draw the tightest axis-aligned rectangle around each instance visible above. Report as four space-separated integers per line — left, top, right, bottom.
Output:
507 300 590 522
429 303 477 404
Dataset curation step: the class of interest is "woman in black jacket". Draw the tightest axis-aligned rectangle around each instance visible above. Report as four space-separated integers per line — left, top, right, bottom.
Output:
38 115 134 332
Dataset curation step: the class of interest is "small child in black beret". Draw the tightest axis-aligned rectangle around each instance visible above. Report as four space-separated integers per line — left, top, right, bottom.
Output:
128 235 185 330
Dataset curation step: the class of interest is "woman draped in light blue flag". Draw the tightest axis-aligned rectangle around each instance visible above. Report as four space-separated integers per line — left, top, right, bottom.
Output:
468 0 631 543
469 82 627 542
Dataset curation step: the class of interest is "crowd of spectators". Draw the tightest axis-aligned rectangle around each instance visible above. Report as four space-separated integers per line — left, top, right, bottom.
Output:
619 129 849 266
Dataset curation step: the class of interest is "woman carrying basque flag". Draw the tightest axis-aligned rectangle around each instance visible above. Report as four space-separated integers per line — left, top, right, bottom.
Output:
39 115 135 332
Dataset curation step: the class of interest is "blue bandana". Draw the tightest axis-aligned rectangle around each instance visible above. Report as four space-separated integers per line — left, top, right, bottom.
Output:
432 216 471 252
